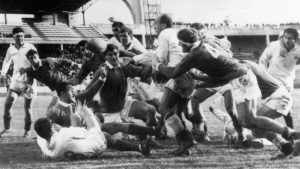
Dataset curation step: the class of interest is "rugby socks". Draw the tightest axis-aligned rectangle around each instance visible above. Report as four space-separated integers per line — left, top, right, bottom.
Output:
127 124 155 136
3 116 11 130
114 139 140 152
105 133 140 151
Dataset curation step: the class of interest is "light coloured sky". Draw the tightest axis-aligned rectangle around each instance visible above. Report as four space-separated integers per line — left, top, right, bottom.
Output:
1 0 300 25
84 0 300 25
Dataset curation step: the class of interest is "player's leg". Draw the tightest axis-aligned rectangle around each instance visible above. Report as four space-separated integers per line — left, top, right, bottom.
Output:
101 123 156 137
190 88 214 130
104 132 151 156
23 97 35 137
0 89 19 137
160 88 195 156
128 100 157 127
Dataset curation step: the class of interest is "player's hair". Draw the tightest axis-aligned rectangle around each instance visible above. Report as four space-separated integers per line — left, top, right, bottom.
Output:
26 49 38 58
177 28 199 43
190 23 205 31
77 40 88 48
104 44 119 56
56 82 71 97
112 21 124 28
34 118 52 140
119 26 133 36
284 28 299 39
158 14 173 28
12 27 24 35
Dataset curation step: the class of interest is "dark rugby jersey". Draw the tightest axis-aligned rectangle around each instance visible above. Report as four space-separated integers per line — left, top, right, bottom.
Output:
158 42 248 86
76 53 105 83
88 62 152 113
26 58 73 91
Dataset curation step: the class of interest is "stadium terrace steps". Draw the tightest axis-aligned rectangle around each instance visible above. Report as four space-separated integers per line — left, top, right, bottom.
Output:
73 25 105 38
0 23 39 37
34 23 81 38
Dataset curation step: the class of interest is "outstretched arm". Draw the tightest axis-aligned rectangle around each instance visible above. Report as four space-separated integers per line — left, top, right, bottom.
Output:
259 45 273 69
157 52 196 79
76 66 107 104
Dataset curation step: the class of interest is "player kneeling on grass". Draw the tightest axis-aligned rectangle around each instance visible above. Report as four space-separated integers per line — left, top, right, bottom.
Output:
35 103 151 160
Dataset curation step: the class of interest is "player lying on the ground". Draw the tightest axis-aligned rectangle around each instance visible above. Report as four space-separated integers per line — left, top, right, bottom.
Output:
152 28 299 147
50 81 158 139
35 102 151 160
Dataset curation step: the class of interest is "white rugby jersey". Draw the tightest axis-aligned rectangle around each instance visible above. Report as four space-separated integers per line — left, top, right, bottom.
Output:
259 40 300 91
1 43 36 82
155 28 184 67
37 127 106 159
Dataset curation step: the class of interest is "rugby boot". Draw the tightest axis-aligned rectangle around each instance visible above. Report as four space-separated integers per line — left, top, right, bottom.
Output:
172 129 196 156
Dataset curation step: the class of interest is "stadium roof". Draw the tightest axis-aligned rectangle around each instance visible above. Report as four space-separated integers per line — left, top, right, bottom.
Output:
0 0 91 13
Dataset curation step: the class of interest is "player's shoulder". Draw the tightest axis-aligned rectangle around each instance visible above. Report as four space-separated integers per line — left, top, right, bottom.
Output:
23 42 36 49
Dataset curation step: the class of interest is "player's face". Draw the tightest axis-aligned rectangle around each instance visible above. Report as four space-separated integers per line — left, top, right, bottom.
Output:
179 41 192 53
105 49 119 67
154 19 165 35
13 32 25 46
120 32 132 46
112 26 121 37
283 32 296 50
65 85 76 103
27 53 40 67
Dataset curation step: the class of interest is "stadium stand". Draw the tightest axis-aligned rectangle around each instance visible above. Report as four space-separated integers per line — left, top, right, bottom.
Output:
34 22 81 38
73 25 105 38
0 23 38 38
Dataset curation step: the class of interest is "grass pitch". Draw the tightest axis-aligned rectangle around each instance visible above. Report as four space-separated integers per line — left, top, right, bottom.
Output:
0 91 300 169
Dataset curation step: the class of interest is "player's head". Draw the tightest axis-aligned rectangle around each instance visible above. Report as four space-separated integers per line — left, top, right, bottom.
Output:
12 27 25 46
76 40 88 56
177 28 199 53
282 28 298 50
34 118 53 140
112 21 124 37
154 14 173 35
190 23 206 40
119 26 133 46
86 38 107 63
26 49 41 68
56 82 75 103
104 44 119 67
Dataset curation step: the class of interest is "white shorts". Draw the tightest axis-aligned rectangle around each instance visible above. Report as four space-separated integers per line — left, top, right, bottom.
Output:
85 128 107 156
10 79 37 98
128 78 156 101
230 70 261 104
166 73 194 98
102 97 135 123
206 83 231 94
263 87 292 116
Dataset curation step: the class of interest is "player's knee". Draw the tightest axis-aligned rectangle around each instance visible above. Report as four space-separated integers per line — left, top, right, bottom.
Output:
191 96 201 108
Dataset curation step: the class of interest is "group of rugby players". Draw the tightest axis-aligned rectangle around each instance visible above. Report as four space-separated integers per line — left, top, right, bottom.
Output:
0 14 300 160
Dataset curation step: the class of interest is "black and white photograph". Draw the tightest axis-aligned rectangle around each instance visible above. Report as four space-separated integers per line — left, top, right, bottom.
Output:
0 0 300 168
